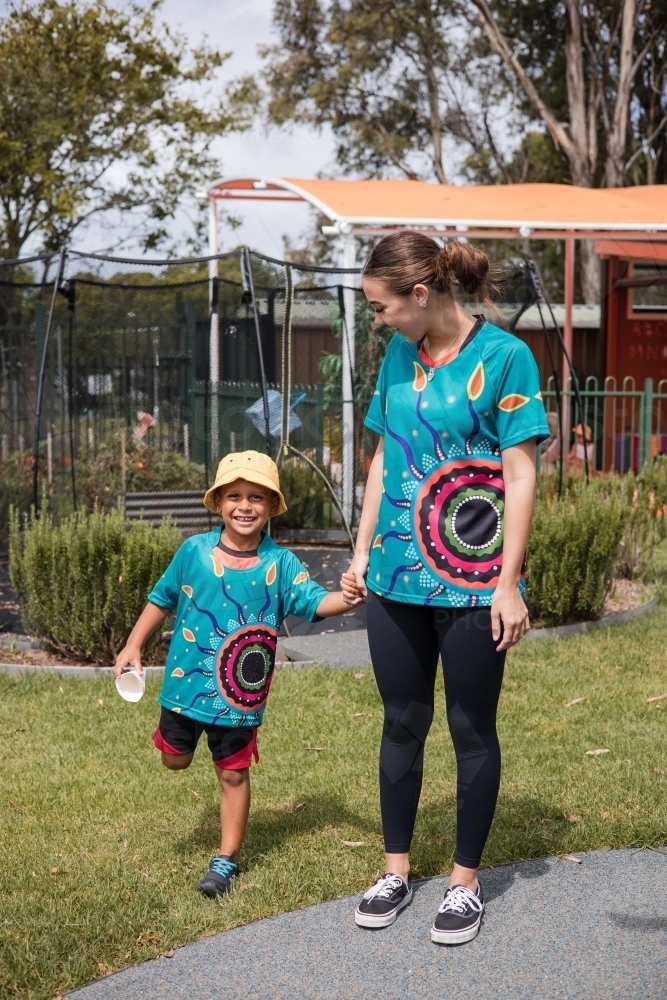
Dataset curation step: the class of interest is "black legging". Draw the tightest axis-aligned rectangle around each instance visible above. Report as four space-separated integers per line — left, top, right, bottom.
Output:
366 590 506 869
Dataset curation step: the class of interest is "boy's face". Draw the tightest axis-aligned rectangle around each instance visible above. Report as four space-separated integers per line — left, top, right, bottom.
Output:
215 478 278 536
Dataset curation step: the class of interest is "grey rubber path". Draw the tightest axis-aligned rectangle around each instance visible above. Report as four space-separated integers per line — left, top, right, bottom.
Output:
68 847 667 1000
282 628 371 667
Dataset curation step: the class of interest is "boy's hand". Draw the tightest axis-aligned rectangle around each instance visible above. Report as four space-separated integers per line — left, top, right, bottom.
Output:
341 570 365 606
114 645 143 679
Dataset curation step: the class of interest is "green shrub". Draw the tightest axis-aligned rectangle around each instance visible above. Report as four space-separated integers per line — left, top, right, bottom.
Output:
0 444 206 543
527 479 625 626
278 460 326 529
616 457 667 580
75 444 207 510
0 452 34 544
9 504 182 664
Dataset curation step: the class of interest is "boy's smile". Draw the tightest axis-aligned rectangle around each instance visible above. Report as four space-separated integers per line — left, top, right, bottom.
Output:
216 478 279 550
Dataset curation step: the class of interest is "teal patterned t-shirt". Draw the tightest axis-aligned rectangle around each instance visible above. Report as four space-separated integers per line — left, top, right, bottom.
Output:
364 322 549 608
149 531 327 727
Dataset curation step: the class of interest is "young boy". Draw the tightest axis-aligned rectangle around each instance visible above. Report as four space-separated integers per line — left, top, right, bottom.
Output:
115 450 360 898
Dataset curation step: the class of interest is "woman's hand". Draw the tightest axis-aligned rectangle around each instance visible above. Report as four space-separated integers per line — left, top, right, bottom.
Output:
490 584 530 651
347 552 369 600
114 645 143 679
341 569 365 606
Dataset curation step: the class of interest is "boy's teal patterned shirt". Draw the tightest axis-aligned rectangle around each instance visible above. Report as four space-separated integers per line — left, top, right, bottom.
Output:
148 531 328 727
364 322 549 608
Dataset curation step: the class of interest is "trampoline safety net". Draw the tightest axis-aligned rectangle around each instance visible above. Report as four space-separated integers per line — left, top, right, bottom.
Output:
0 248 384 532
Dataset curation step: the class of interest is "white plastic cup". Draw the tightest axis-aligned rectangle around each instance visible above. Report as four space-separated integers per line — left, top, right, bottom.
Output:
115 667 145 703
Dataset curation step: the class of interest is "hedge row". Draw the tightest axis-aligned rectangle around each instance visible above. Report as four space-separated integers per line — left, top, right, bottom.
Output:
8 458 667 662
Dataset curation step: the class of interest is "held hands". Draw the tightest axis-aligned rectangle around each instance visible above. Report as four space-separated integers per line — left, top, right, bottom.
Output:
341 566 367 606
113 645 143 679
491 584 530 651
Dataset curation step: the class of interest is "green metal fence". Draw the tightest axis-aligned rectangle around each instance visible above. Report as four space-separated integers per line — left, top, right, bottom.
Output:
541 376 667 474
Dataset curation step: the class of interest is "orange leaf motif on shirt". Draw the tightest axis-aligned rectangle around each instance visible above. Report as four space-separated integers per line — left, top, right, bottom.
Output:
373 533 382 548
171 668 184 677
293 571 309 584
181 585 193 597
412 361 428 392
498 393 530 412
265 561 277 587
467 361 485 401
209 554 223 577
182 628 196 643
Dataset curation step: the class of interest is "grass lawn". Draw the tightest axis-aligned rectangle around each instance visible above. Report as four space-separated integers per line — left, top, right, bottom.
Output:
3 607 667 999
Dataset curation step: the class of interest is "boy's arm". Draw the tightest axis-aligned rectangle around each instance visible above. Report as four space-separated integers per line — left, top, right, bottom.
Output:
315 592 349 617
114 602 170 678
314 569 365 618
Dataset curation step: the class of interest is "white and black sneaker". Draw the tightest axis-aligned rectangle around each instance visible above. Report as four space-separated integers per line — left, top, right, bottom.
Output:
355 873 413 928
430 881 485 944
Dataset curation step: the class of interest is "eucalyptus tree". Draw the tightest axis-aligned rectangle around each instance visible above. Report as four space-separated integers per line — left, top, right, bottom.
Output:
469 0 667 298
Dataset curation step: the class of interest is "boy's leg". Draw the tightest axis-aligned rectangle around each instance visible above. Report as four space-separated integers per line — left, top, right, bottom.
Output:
161 751 194 770
215 765 250 857
210 727 258 856
152 707 200 768
198 727 258 898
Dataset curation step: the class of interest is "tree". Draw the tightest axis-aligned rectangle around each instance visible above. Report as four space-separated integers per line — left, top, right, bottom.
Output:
263 1 667 304
0 0 258 258
469 0 667 299
262 0 521 185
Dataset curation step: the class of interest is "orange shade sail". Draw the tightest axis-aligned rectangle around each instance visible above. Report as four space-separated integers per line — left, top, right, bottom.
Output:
208 177 667 236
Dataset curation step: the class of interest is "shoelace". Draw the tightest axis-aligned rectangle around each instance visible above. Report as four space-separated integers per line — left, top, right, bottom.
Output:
363 873 405 901
438 884 482 915
209 856 239 879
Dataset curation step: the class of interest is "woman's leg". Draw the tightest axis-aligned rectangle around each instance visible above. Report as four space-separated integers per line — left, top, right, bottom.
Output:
437 607 506 887
366 591 440 878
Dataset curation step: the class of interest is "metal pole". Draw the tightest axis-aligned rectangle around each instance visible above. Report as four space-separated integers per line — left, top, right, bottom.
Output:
641 378 654 468
341 235 356 526
208 197 220 463
562 234 575 450
242 246 272 456
33 247 66 512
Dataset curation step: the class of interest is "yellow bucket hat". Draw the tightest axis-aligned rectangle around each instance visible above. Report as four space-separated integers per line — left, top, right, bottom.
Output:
203 450 288 516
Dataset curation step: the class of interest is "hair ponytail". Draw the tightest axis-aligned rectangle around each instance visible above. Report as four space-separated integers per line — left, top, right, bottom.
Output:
434 241 489 296
362 231 492 304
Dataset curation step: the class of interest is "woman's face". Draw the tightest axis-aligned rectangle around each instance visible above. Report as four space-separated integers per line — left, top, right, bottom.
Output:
362 276 428 342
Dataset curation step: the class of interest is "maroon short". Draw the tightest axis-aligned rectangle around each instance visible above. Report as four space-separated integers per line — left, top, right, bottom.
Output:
152 707 259 769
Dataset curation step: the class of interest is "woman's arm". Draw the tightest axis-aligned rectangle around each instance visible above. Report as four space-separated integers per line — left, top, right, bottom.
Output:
492 439 537 651
347 436 384 599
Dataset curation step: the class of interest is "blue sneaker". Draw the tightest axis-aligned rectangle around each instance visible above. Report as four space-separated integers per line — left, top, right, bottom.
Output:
198 855 240 898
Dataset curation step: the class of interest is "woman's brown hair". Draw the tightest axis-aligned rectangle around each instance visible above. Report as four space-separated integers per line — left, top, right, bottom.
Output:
361 231 492 303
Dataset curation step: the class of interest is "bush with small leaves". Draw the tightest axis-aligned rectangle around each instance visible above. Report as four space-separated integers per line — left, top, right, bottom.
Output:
527 478 626 626
278 460 326 529
9 503 182 663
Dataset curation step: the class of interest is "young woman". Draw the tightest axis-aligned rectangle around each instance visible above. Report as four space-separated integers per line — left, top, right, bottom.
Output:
349 232 549 944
